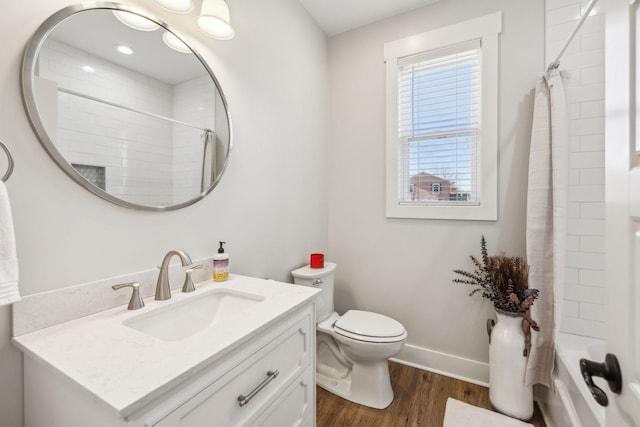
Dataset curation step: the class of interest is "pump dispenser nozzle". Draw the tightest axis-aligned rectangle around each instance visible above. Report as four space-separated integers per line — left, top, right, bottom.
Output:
218 241 226 253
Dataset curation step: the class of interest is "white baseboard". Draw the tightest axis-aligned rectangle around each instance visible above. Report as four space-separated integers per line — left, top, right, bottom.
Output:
390 343 489 387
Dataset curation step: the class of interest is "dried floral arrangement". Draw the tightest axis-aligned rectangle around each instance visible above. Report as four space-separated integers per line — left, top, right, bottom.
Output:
453 236 540 331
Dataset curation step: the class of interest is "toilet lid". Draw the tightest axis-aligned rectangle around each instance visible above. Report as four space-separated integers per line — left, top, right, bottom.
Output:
334 310 406 339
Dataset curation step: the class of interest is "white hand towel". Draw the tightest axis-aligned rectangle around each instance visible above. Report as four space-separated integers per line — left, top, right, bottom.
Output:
0 180 20 305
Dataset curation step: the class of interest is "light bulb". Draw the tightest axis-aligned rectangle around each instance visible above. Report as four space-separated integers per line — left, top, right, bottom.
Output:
197 0 235 40
153 0 193 13
112 10 159 31
162 31 191 53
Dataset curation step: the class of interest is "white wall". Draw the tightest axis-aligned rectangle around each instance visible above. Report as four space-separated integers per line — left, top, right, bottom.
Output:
0 0 327 425
546 0 606 339
327 0 544 380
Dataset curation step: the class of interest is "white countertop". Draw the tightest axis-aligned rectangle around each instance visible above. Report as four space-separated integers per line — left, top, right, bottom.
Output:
13 275 319 419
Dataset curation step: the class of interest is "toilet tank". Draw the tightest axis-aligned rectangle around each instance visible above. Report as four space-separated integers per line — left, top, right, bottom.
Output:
291 262 336 322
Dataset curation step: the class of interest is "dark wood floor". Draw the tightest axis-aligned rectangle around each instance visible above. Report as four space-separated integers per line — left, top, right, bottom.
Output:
316 361 546 427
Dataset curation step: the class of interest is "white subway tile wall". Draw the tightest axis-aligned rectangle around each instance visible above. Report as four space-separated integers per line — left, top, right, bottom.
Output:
37 38 214 207
546 0 605 338
172 76 217 204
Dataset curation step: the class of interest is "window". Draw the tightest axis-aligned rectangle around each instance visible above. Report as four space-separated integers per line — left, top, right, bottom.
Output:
385 12 501 220
399 40 479 204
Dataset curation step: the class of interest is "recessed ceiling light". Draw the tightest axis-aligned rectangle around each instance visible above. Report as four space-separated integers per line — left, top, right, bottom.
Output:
162 31 191 53
115 45 134 55
81 65 95 73
112 10 159 31
154 0 193 13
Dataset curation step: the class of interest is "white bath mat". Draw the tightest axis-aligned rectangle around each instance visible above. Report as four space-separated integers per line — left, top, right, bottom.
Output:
442 398 534 427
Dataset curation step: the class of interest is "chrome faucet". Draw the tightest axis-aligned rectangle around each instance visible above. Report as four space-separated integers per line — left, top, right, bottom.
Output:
156 249 193 300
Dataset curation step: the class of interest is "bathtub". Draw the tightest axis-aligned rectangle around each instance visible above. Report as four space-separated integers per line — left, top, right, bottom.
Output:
536 333 605 427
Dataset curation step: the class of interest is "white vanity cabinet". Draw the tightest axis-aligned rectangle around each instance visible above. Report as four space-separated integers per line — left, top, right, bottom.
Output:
149 307 314 427
22 303 316 427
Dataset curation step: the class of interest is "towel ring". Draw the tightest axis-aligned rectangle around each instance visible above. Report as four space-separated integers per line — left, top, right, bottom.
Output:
0 141 14 182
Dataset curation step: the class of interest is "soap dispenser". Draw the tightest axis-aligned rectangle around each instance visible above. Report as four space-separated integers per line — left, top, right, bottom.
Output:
213 241 229 281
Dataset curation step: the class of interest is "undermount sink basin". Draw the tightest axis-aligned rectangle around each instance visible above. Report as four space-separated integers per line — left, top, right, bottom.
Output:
124 289 265 341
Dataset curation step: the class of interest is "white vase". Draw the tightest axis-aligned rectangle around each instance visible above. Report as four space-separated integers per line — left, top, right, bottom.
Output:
489 309 533 421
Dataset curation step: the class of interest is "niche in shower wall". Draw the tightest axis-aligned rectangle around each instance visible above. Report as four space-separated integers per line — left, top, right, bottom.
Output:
71 163 105 190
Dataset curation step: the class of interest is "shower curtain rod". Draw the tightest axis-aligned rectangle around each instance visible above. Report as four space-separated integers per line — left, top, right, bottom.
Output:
58 87 213 133
546 0 599 72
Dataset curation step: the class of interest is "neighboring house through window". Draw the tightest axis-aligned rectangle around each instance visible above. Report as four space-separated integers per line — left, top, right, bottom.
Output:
384 12 502 220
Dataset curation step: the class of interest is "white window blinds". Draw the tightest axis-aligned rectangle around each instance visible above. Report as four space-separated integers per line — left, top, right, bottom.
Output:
396 39 481 205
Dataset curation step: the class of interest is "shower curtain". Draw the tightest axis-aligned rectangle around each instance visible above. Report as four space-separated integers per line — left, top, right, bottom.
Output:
524 70 569 388
201 131 215 193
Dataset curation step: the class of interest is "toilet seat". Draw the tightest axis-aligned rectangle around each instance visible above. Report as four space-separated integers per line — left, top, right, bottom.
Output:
334 310 407 343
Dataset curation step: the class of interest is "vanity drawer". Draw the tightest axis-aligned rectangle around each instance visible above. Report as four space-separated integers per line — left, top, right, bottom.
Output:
250 366 314 427
152 315 311 427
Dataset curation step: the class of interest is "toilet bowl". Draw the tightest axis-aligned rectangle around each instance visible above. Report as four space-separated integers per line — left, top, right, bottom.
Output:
291 262 407 409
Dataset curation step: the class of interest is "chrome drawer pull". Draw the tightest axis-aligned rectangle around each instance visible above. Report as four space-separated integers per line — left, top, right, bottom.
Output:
237 370 279 407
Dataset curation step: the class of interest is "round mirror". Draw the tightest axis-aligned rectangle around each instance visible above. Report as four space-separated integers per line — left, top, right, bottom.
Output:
22 3 231 210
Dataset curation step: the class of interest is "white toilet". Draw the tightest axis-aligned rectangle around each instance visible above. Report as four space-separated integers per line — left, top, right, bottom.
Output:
291 262 407 409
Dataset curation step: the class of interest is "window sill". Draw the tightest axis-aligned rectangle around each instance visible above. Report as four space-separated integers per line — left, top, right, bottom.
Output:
386 203 497 221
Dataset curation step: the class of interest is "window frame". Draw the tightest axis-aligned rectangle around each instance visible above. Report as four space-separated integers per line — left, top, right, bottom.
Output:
384 12 501 221
431 183 441 195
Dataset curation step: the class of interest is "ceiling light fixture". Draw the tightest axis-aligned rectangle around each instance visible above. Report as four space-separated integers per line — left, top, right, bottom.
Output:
197 0 235 40
162 31 191 53
81 65 95 73
112 10 160 31
115 44 134 55
153 0 193 13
